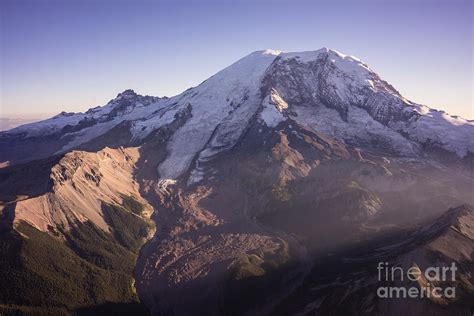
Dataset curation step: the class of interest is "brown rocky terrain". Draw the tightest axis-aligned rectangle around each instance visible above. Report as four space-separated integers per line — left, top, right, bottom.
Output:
272 205 474 316
0 48 473 315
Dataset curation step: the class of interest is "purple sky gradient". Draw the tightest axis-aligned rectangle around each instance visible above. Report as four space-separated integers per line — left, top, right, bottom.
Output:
1 0 472 119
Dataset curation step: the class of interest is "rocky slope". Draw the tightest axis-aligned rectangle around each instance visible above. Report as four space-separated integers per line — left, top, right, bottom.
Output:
132 112 473 315
0 147 154 315
273 205 474 315
1 146 153 233
0 48 473 315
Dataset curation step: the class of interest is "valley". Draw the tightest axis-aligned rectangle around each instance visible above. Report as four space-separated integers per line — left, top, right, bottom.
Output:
0 48 473 315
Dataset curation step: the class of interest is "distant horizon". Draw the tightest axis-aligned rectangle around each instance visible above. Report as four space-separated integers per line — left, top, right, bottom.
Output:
1 0 472 119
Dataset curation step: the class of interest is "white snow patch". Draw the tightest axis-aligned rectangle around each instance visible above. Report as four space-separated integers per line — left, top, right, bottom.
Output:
158 178 176 188
401 110 474 157
263 49 282 56
260 95 286 128
292 103 420 156
157 50 280 179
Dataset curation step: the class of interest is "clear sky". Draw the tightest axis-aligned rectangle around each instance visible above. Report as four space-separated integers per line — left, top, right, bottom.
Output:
1 0 472 119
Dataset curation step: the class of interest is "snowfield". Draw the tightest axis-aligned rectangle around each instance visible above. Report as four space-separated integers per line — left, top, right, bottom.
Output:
2 48 473 179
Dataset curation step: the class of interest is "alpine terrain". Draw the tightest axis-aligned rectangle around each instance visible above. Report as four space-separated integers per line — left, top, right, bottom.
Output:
0 48 473 315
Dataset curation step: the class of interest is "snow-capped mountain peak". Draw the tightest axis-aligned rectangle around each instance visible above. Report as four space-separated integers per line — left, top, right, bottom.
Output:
1 48 472 173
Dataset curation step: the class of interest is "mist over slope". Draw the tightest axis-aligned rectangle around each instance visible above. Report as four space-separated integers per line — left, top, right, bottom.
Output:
0 48 473 315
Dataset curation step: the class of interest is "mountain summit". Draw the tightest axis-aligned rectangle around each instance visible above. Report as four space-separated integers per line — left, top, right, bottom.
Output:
1 48 473 171
2 48 473 172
